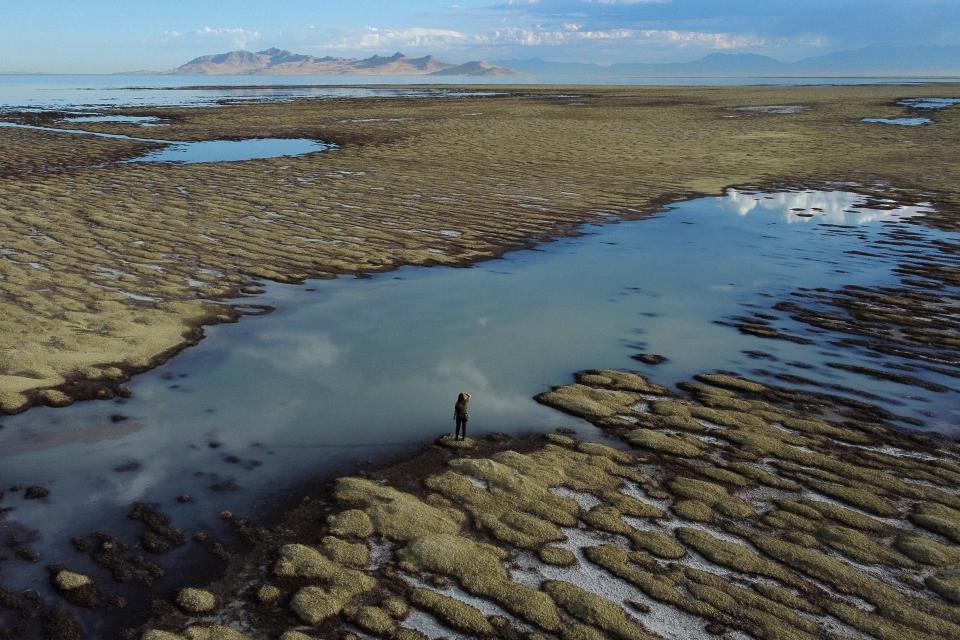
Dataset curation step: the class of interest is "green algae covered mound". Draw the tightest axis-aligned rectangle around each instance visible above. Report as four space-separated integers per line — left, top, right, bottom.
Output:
145 368 960 640
408 588 496 636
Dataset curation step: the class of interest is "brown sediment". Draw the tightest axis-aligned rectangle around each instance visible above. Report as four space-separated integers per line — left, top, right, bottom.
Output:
2 84 960 414
128 367 960 640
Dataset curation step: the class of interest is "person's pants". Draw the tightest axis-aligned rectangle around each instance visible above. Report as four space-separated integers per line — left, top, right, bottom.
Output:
455 417 467 440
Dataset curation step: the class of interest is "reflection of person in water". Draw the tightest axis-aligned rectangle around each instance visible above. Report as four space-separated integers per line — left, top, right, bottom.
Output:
454 392 472 441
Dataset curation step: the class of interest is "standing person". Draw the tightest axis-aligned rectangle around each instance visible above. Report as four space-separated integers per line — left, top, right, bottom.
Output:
454 392 472 441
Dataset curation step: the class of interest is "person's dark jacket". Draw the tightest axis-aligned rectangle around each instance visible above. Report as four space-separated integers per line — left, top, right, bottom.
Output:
455 400 469 420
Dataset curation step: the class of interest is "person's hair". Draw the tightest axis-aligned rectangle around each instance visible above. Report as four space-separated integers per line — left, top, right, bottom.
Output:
457 392 470 403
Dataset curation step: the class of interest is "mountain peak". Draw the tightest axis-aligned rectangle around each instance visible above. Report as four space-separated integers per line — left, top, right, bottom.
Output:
171 48 516 76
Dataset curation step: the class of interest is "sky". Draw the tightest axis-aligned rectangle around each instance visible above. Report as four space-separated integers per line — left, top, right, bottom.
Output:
1 0 958 73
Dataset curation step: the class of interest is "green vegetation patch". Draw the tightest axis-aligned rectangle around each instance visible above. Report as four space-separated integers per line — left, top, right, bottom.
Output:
625 429 703 457
542 580 658 640
408 587 496 636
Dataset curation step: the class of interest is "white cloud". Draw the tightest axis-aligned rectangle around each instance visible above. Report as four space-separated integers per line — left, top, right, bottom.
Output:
235 331 345 375
159 26 262 50
472 26 764 49
639 29 766 49
319 26 466 51
195 26 262 49
313 23 762 52
590 0 672 4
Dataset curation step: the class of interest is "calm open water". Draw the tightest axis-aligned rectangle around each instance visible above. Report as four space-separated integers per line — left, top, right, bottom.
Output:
2 74 958 110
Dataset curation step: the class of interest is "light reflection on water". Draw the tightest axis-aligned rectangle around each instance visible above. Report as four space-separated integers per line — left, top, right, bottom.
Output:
127 137 333 164
898 97 960 110
862 117 932 126
0 121 334 163
62 114 162 124
0 188 956 604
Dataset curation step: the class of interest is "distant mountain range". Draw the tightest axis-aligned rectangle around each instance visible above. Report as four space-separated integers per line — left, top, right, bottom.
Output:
496 46 960 77
169 48 520 76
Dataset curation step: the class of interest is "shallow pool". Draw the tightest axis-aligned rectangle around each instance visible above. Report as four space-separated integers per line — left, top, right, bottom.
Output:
0 121 334 163
898 97 960 110
62 114 162 125
862 116 931 126
127 137 333 164
0 188 957 625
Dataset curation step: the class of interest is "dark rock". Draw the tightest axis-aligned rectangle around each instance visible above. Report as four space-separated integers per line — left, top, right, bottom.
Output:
209 542 231 561
90 533 165 586
14 546 40 563
40 607 83 640
128 503 185 551
177 495 191 503
632 353 668 365
223 455 262 470
140 532 174 554
210 478 239 492
627 599 651 613
113 461 141 473
706 622 727 635
24 486 49 500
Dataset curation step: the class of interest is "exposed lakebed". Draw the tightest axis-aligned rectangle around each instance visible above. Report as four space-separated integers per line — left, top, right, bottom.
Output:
1 188 957 634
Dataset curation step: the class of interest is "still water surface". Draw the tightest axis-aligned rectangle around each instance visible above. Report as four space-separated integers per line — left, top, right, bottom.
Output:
2 75 957 110
1 189 957 609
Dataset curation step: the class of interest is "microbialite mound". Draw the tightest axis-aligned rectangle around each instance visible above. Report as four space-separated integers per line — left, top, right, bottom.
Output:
134 368 960 639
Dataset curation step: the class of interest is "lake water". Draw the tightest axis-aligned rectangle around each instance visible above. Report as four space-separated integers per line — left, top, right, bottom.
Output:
2 74 958 110
0 75 511 110
1 189 957 631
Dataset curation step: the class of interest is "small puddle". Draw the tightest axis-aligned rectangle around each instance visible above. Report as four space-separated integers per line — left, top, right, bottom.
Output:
62 114 162 125
861 97 957 126
127 138 333 164
0 121 334 164
0 188 957 622
898 97 960 110
729 105 808 114
862 117 932 126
